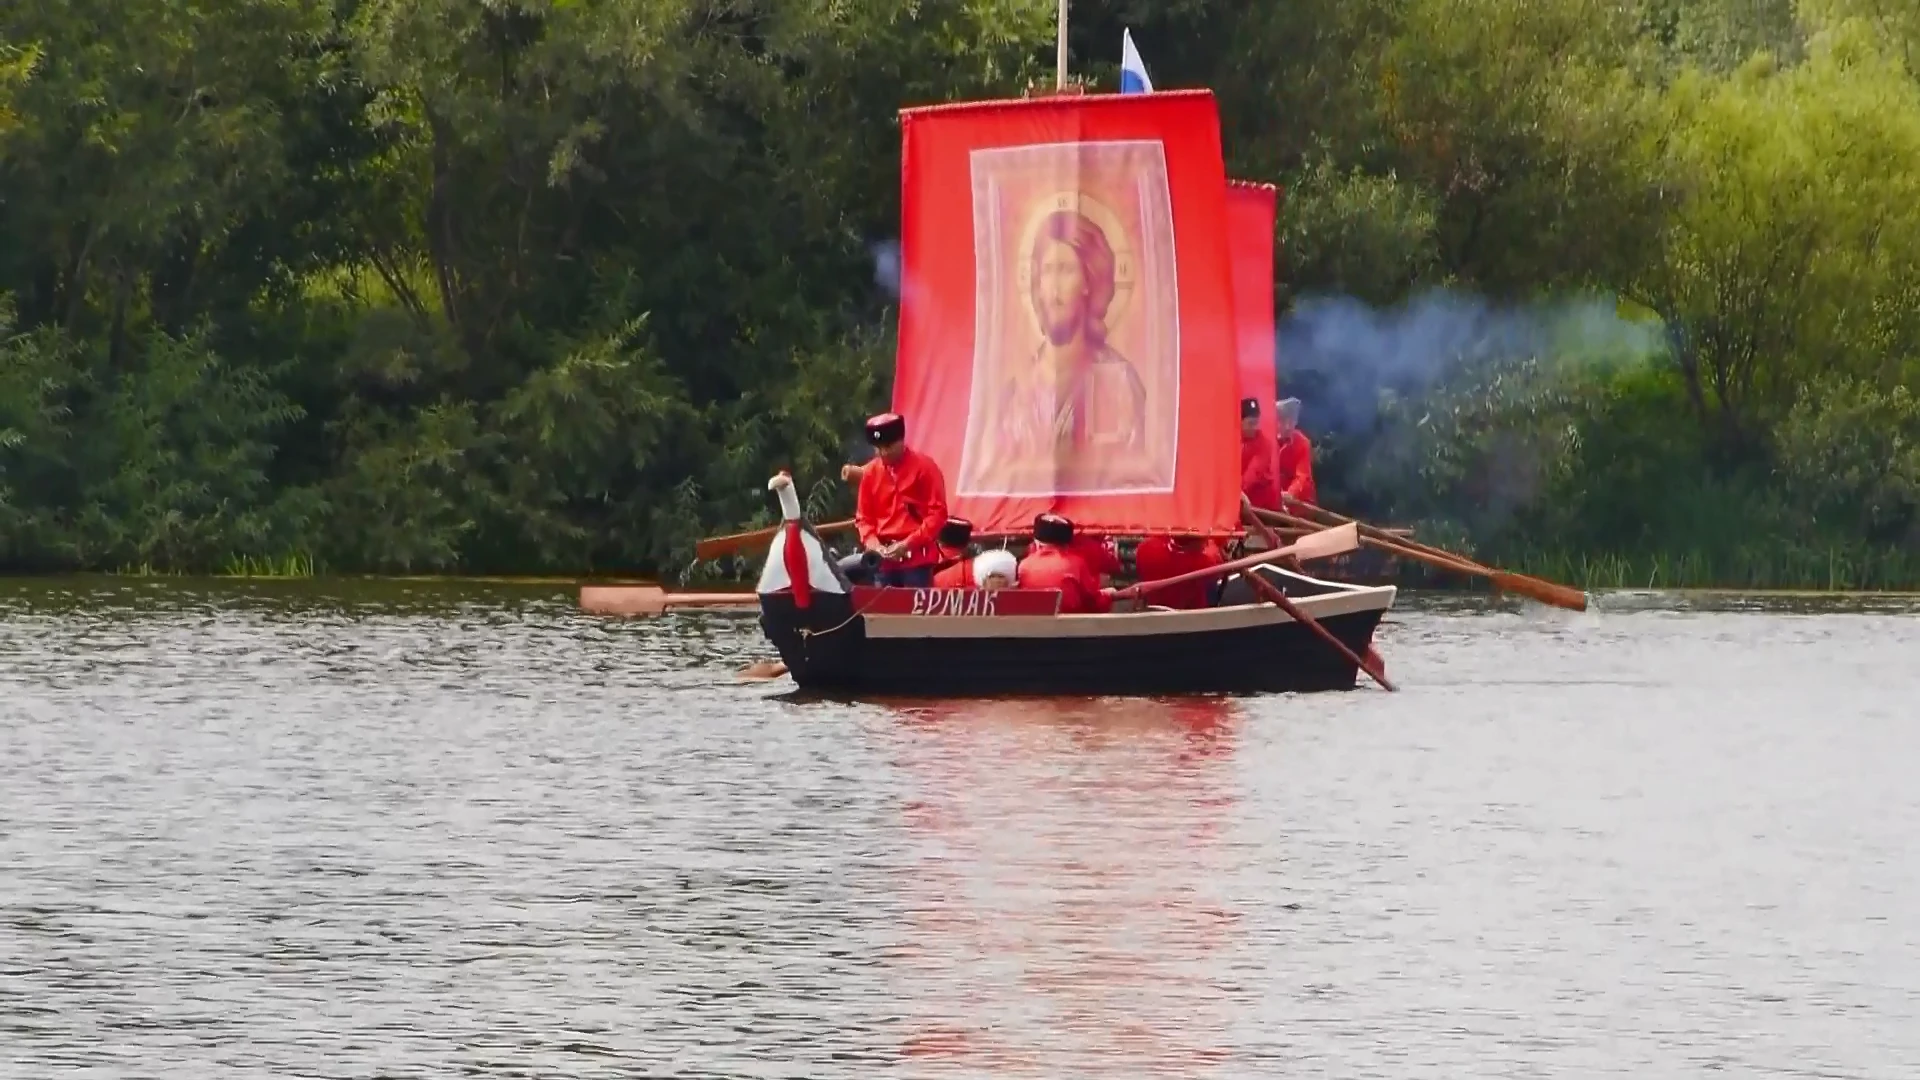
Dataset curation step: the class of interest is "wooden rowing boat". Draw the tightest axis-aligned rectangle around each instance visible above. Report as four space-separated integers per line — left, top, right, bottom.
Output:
755 563 1393 696
732 87 1396 695
579 90 1400 694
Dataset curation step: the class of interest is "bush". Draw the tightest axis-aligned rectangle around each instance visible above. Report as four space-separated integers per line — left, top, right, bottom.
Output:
1775 376 1920 548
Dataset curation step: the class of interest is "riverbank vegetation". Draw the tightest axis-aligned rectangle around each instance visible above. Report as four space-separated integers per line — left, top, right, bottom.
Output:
3 0 1918 586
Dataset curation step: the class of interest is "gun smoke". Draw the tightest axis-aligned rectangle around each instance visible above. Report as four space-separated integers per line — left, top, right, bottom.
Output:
1276 288 1665 441
871 240 902 298
1274 288 1669 529
870 234 1662 433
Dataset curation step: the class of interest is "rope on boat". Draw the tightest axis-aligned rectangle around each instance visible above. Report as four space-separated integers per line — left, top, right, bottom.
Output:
797 589 886 642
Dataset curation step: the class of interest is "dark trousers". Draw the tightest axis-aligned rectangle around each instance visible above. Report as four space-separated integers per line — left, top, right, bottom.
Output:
837 552 877 585
836 553 932 588
877 564 934 588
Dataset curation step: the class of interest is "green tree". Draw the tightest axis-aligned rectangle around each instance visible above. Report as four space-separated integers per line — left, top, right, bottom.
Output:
1377 0 1666 294
3 0 1920 585
1629 27 1920 449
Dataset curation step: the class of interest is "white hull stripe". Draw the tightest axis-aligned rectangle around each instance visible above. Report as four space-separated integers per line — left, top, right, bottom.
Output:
862 585 1396 639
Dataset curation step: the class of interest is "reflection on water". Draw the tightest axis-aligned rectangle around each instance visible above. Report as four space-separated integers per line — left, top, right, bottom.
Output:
886 697 1242 1076
2 578 1918 1077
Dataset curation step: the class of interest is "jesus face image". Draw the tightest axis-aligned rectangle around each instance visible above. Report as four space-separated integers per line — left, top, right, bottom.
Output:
957 142 1181 498
1005 210 1148 462
1033 213 1113 349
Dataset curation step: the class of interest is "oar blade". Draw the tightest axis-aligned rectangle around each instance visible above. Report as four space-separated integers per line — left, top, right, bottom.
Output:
1288 522 1360 563
580 586 766 617
738 660 789 681
580 585 672 617
1492 572 1589 612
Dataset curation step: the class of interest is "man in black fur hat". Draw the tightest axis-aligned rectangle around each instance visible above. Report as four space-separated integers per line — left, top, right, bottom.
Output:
850 412 949 587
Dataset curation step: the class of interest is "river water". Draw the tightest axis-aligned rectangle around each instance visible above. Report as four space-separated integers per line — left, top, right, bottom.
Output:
1 578 1916 1078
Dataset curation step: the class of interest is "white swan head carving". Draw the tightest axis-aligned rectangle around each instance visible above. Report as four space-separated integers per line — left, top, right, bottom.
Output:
767 471 801 522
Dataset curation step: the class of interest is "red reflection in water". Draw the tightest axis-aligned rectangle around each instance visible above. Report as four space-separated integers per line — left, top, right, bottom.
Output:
881 696 1247 1076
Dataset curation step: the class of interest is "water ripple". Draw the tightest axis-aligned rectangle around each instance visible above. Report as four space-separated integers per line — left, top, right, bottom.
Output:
1 579 1916 1077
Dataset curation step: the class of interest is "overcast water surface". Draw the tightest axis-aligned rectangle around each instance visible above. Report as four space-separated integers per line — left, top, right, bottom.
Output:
2 579 1916 1078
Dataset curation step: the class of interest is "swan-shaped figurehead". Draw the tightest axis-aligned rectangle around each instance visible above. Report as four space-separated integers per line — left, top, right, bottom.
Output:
755 471 847 609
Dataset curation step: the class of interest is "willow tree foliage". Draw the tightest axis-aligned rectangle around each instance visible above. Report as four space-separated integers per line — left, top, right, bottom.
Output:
1631 25 1920 447
2 0 1918 576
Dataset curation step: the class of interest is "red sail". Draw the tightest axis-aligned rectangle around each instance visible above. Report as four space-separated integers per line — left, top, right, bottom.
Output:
1227 181 1278 447
893 90 1242 538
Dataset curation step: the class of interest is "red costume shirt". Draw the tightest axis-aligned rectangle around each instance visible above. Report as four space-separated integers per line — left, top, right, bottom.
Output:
1133 536 1225 610
1070 535 1123 580
855 448 949 569
932 559 972 590
1276 428 1318 507
1241 432 1281 511
1018 542 1112 614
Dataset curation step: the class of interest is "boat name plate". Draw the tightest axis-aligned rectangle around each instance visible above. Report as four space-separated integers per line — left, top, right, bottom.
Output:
851 587 1062 617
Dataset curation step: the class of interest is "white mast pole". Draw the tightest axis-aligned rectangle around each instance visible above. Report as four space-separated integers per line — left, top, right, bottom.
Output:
1056 0 1069 89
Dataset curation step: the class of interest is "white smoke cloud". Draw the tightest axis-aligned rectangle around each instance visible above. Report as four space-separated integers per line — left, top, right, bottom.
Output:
1276 288 1666 437
870 240 902 298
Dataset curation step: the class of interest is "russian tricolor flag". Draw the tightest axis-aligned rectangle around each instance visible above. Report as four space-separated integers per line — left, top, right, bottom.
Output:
1121 28 1153 94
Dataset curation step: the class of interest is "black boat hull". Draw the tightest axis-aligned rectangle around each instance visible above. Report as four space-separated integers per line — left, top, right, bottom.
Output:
759 569 1394 697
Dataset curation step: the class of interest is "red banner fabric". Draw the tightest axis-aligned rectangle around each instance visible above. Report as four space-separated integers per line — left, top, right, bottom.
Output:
894 90 1242 538
1227 181 1278 446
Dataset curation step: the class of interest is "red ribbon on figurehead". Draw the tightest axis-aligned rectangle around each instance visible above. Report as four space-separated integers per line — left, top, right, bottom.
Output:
774 470 812 610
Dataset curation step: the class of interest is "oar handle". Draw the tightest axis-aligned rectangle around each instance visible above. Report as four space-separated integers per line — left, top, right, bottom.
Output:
659 593 762 608
1265 507 1478 572
1259 505 1587 611
1107 523 1358 602
1285 500 1494 571
695 518 856 561
1243 567 1395 691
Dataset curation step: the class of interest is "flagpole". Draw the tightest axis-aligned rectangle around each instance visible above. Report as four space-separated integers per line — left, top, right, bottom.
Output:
1055 0 1068 89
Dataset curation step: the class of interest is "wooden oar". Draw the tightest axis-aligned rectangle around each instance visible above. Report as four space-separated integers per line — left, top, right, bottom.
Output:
1240 570 1395 691
1242 497 1285 549
1108 523 1360 604
1260 504 1588 612
694 519 856 562
579 585 761 617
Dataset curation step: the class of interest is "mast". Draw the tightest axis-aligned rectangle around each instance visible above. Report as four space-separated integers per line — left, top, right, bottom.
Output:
1056 0 1068 90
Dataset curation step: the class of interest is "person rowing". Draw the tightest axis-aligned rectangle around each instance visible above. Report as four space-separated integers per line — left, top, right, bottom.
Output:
1275 396 1317 510
1070 531 1123 585
1017 513 1111 614
1132 532 1226 610
1240 396 1281 513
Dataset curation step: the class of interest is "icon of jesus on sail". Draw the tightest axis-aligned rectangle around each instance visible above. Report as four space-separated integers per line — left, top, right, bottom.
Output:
957 141 1181 498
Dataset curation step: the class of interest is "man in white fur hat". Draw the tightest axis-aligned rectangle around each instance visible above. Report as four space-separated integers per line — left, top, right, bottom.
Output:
930 520 1018 590
1274 396 1318 509
971 549 1018 591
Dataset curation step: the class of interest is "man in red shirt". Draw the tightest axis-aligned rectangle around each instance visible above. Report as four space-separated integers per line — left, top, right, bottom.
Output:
848 463 995 589
1132 534 1226 610
1017 513 1112 614
930 517 975 589
1239 397 1281 512
854 412 949 587
933 547 1017 592
1275 397 1318 509
1071 533 1123 585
